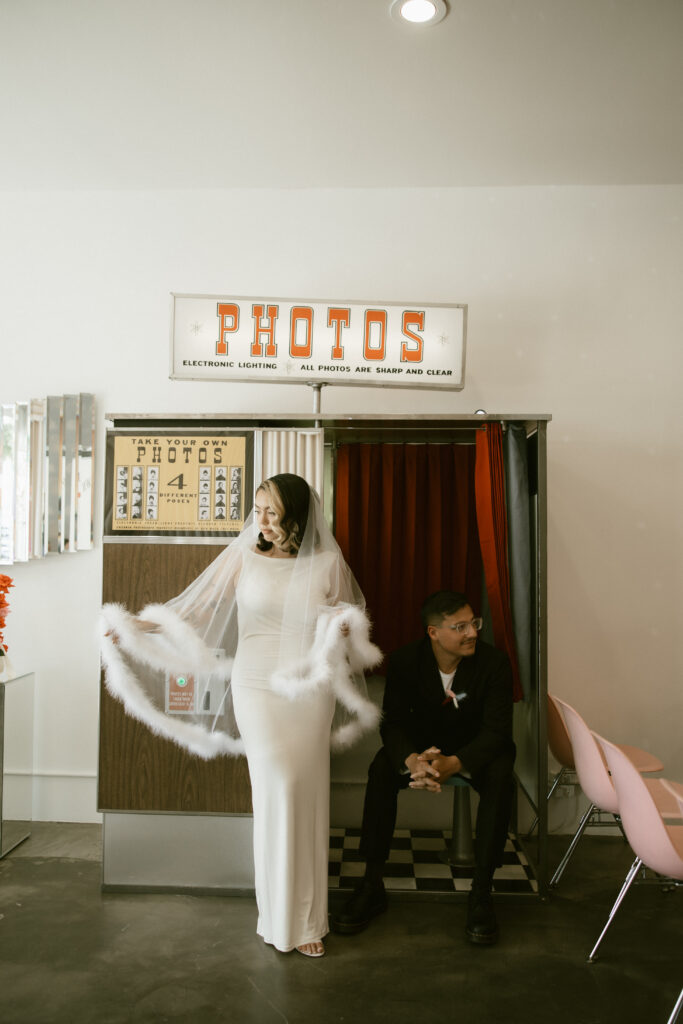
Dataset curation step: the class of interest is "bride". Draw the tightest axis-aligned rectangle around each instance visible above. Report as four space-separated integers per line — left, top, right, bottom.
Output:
101 473 381 957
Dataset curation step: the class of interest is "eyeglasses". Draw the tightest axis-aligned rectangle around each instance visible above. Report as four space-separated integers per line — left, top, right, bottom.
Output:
444 617 483 635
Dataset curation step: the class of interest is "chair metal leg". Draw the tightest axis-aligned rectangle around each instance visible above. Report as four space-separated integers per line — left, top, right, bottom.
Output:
587 856 642 962
528 767 567 836
666 987 683 1024
549 801 595 887
615 815 628 843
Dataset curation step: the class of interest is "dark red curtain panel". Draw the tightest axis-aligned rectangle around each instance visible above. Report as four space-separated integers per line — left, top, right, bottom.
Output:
335 444 482 666
475 424 523 702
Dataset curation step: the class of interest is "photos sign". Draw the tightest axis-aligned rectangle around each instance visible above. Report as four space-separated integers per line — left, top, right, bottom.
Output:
170 294 466 390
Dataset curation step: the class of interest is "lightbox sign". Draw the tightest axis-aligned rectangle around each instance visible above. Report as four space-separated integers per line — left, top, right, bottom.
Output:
170 294 467 390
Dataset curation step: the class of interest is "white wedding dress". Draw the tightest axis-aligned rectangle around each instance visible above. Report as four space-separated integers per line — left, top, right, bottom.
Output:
231 546 337 952
99 487 382 954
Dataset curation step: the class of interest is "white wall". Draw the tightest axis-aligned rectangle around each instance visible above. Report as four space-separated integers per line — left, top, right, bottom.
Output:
0 185 681 822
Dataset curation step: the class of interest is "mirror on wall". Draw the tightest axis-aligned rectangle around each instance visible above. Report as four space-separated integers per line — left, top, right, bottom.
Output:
0 394 95 565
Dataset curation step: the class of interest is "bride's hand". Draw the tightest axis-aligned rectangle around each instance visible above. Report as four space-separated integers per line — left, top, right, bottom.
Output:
332 609 350 637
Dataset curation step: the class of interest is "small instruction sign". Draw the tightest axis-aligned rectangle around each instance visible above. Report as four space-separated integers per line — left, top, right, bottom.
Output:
167 674 195 714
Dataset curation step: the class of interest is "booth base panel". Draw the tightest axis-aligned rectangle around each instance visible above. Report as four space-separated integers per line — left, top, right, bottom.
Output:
102 812 255 892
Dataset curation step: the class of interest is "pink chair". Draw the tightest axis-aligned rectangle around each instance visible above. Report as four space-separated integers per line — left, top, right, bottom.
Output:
589 734 683 974
527 694 580 835
548 695 664 887
655 777 683 1022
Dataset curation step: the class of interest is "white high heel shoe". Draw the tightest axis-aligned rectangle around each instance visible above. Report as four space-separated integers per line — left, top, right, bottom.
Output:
296 941 325 958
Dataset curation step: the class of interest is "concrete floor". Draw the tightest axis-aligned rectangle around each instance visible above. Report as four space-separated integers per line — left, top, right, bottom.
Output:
0 824 681 1024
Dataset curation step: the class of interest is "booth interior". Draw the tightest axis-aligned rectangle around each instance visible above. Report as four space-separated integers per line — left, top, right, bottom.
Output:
98 412 549 897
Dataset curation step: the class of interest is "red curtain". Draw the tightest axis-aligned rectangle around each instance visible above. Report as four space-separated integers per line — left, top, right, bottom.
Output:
335 443 482 665
475 424 523 701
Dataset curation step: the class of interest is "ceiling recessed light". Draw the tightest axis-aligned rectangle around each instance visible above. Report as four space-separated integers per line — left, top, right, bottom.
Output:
390 0 448 26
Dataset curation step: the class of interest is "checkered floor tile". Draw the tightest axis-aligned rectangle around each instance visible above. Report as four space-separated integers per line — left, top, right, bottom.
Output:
328 828 537 895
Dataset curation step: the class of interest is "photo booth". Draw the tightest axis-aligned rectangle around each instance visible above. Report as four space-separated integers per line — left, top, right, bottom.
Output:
99 411 549 895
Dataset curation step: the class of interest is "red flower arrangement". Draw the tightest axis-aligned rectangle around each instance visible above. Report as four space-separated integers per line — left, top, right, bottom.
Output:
0 574 13 654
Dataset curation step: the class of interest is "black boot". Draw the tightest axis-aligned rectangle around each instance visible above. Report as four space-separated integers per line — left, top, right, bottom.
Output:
465 886 498 945
330 882 388 935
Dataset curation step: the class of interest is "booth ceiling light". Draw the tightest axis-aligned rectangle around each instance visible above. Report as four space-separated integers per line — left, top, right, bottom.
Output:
391 0 447 25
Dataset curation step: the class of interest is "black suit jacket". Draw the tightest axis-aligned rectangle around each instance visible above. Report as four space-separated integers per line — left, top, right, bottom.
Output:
380 636 515 778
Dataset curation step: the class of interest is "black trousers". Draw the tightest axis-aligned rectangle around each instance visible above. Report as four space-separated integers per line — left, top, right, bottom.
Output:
358 746 515 890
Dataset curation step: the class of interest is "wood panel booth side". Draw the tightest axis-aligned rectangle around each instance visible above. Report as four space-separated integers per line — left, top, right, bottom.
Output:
98 542 251 814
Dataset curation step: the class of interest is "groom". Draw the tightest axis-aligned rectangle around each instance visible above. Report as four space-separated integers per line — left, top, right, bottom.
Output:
330 590 516 945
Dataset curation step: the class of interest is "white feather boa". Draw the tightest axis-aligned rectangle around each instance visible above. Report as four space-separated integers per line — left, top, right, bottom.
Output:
100 602 381 758
271 603 382 750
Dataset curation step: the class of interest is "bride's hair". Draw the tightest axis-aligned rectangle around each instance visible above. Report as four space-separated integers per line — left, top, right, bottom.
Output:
256 473 311 554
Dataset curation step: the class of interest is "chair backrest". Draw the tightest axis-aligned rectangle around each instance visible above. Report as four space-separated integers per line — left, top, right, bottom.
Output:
552 696 619 813
661 780 683 818
547 693 575 768
595 734 683 880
